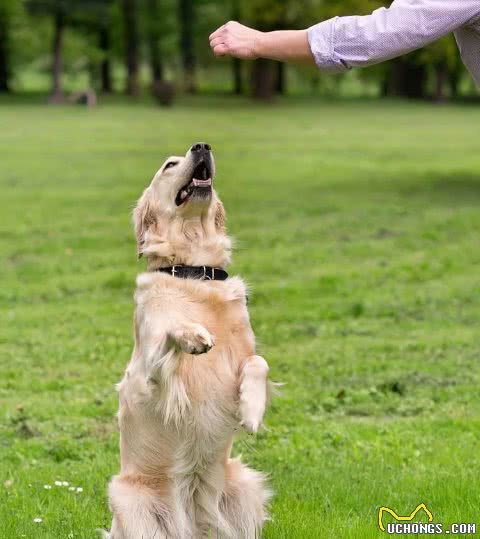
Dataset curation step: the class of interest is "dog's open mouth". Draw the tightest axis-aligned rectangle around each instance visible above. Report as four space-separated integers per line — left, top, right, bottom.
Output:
175 161 213 206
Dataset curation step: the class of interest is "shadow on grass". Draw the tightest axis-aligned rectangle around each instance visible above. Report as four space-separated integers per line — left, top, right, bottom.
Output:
400 173 480 206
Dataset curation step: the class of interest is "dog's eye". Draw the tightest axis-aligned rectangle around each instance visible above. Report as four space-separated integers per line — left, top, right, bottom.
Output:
164 161 178 170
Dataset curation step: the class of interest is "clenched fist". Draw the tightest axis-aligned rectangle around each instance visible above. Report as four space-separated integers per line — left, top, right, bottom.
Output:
209 21 263 60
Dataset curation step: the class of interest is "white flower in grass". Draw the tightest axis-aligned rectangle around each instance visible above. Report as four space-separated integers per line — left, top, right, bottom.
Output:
76 487 83 493
33 518 42 523
43 485 52 490
62 481 69 486
54 480 62 486
68 486 75 491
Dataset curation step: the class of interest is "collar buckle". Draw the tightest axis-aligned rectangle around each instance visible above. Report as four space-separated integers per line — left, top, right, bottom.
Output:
203 266 212 280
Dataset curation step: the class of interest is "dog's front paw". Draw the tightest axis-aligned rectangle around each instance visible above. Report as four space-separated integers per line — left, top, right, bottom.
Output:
172 324 215 355
239 356 269 434
239 382 265 434
239 394 265 434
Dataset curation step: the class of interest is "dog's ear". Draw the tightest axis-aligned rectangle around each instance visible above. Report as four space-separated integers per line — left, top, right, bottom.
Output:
214 201 226 233
133 188 157 259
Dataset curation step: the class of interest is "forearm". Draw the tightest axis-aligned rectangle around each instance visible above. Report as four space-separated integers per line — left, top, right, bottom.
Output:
209 21 315 64
255 30 315 65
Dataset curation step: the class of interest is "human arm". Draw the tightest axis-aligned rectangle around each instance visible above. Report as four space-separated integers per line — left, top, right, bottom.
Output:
209 1 480 71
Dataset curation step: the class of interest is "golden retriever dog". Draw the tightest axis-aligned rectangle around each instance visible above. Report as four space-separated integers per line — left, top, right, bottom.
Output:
106 143 271 538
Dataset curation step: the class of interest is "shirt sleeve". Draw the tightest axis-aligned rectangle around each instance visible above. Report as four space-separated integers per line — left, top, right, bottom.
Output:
307 0 480 72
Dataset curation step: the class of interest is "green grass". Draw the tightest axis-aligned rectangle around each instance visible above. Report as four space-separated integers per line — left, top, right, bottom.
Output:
1 95 480 538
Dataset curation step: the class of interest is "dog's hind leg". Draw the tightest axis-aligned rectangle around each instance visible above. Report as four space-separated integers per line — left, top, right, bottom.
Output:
218 458 271 539
108 475 179 539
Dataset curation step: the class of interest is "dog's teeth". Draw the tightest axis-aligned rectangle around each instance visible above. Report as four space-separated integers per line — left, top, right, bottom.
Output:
181 190 188 200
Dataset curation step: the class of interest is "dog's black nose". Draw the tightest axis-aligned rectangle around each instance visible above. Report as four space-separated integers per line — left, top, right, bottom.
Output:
191 142 211 153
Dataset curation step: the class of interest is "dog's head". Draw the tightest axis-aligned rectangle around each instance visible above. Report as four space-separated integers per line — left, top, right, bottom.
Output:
134 143 230 268
147 142 216 214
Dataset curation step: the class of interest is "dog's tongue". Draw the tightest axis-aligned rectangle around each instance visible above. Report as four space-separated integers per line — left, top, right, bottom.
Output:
192 178 212 187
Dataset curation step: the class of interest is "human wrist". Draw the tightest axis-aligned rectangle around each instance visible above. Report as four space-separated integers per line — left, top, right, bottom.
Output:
253 30 268 59
253 30 311 63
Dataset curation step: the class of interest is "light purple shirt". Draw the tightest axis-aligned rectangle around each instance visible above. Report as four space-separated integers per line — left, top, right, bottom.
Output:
308 0 480 87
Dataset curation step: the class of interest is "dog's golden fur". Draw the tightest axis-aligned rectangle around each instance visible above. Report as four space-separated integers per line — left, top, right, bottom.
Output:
107 145 271 538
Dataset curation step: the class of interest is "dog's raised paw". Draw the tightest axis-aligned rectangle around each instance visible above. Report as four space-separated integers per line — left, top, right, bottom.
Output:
240 417 260 434
239 391 265 434
238 356 269 433
172 324 215 355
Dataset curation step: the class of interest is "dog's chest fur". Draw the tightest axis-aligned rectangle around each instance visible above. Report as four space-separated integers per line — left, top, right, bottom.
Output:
117 274 254 475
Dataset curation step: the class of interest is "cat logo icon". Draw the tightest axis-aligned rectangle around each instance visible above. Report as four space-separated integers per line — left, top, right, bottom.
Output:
378 503 433 532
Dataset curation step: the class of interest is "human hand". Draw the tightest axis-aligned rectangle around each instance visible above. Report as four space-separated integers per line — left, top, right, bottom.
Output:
209 21 263 60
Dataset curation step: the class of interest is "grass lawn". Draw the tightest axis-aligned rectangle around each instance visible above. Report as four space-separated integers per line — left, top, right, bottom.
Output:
1 95 480 538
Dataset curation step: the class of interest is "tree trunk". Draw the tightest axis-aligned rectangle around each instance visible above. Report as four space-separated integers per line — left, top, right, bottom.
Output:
382 56 427 99
49 9 65 103
403 62 427 99
178 0 196 93
122 0 140 96
251 58 275 100
99 22 112 93
231 0 242 95
275 61 286 95
232 58 242 95
434 63 447 103
147 0 163 86
382 60 405 97
0 4 10 93
448 66 461 100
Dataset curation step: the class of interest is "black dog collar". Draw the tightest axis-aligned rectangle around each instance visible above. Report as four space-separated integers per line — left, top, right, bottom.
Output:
156 265 228 281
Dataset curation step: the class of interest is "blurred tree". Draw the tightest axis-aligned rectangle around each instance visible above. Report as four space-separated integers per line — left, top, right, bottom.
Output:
50 3 65 102
27 0 109 100
381 53 428 99
24 0 70 102
231 0 243 95
178 0 195 92
68 0 114 92
244 0 318 99
147 0 178 105
146 0 163 86
0 0 15 92
275 62 285 95
244 1 284 99
420 35 463 101
98 3 113 93
98 22 112 92
122 0 139 96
